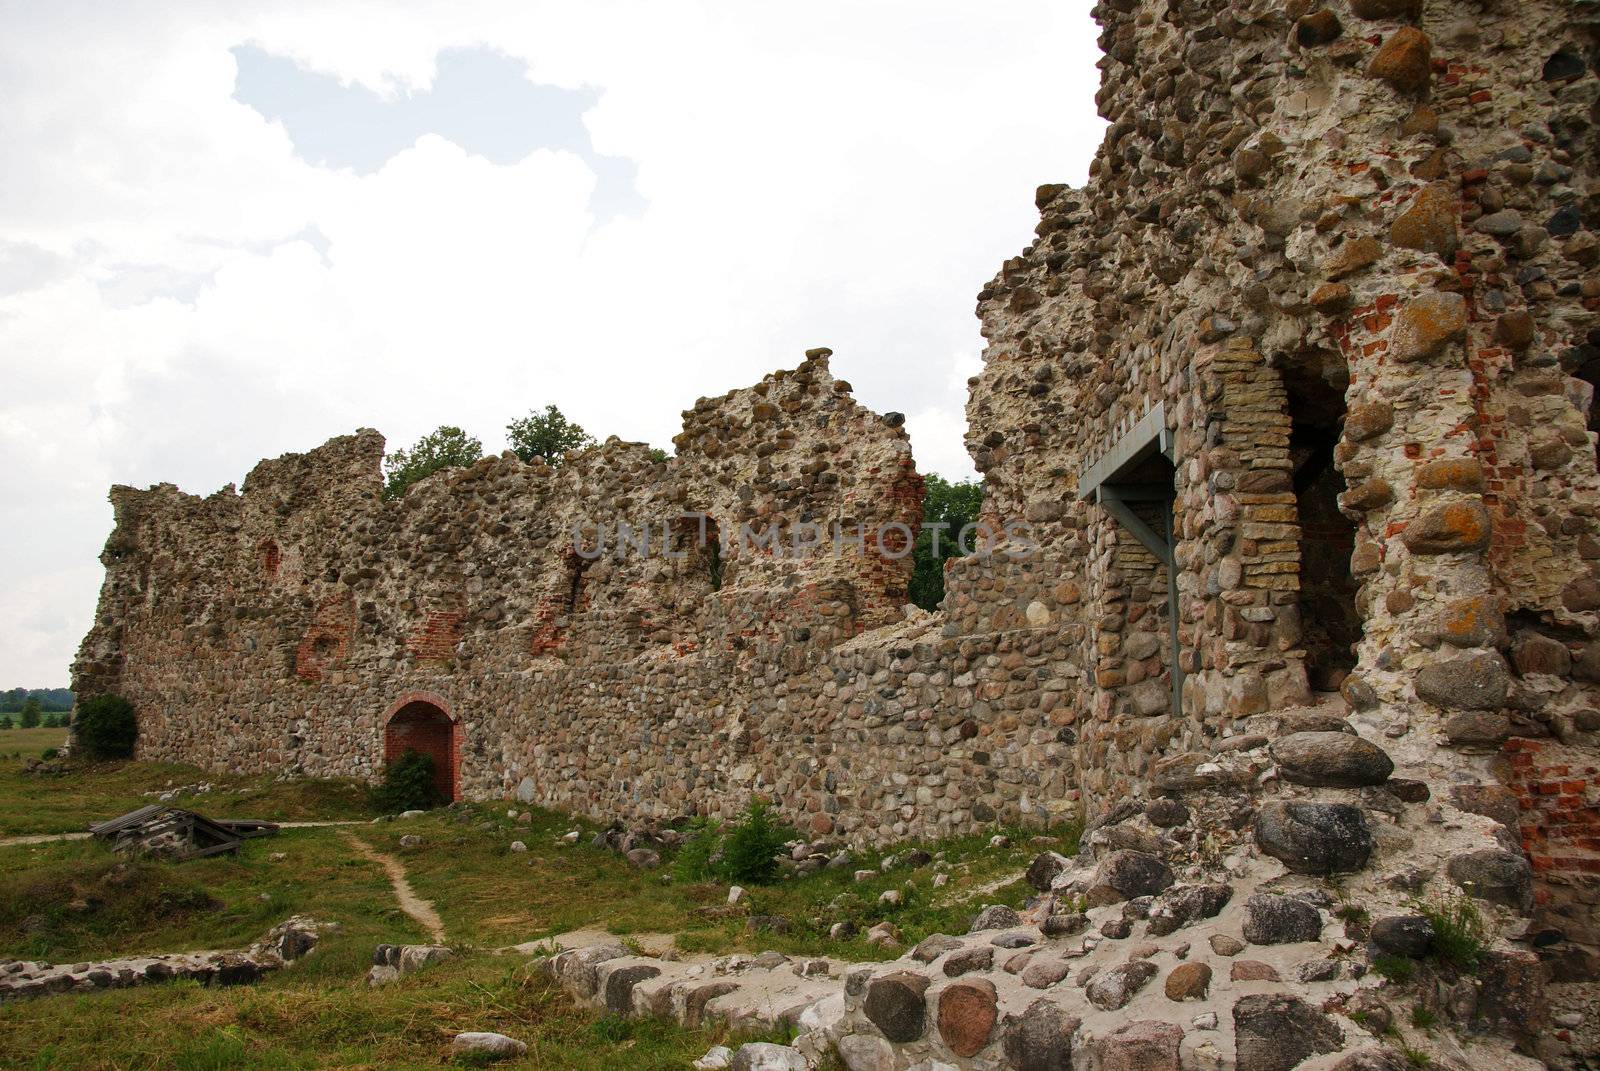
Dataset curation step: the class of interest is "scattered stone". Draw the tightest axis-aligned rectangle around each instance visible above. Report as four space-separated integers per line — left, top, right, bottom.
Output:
729 1042 808 1071
1231 960 1282 982
969 905 1023 932
1021 958 1071 989
693 1046 734 1071
1370 915 1435 959
1210 934 1245 956
1390 184 1458 256
1024 851 1069 892
942 946 994 977
1415 653 1511 710
1147 883 1233 936
450 1033 527 1061
1086 850 1174 905
1447 849 1534 910
1367 27 1432 94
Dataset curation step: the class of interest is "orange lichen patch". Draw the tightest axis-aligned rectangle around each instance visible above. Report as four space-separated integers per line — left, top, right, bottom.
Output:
1416 457 1486 492
1401 500 1492 554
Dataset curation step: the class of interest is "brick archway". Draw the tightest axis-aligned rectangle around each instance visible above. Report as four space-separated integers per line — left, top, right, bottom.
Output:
382 692 460 802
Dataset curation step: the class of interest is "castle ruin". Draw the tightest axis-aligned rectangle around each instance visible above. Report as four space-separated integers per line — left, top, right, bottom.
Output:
74 0 1600 1064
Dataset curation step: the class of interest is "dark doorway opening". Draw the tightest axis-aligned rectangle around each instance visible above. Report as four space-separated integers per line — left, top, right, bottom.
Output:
1284 356 1361 692
384 700 458 802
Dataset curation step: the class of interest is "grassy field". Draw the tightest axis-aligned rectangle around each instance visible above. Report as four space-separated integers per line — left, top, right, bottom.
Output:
0 758 377 836
0 726 69 759
0 754 1074 1069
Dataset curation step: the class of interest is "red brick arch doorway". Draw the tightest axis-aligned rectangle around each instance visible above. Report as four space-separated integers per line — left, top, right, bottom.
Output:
382 693 460 803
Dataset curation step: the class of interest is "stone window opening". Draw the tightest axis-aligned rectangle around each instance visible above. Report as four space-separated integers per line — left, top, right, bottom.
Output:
1078 402 1183 717
671 513 725 592
257 538 281 578
1285 363 1361 694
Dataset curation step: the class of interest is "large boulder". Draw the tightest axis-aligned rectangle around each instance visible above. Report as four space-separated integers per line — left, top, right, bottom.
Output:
863 971 929 1043
1254 801 1372 874
1001 998 1079 1071
1270 732 1394 787
1243 893 1323 945
1233 995 1343 1071
936 978 998 1058
1447 849 1533 911
1086 850 1174 905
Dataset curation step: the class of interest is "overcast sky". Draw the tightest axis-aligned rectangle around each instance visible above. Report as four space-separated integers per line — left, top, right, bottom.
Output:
0 1 1104 686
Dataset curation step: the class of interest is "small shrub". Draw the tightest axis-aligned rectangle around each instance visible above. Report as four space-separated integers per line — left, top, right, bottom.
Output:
1410 1004 1436 1030
1372 954 1416 984
371 750 441 813
1417 893 1487 970
1401 1044 1431 1069
40 748 58 761
74 695 137 759
672 818 721 883
714 799 795 886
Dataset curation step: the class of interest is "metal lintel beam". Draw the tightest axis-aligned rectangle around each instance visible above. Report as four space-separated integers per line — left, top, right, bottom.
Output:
1096 486 1173 567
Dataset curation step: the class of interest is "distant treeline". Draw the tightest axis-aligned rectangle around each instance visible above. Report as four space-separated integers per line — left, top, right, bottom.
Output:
0 688 73 713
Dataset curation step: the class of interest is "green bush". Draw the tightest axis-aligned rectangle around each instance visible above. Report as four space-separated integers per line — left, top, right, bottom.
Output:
73 695 137 759
714 799 795 886
371 750 442 813
669 800 797 886
672 818 721 883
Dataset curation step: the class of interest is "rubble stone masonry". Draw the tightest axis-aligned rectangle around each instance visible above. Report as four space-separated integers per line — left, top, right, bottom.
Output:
76 0 1600 1046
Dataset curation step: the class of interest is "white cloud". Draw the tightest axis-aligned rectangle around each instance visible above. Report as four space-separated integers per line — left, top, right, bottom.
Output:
0 0 1104 684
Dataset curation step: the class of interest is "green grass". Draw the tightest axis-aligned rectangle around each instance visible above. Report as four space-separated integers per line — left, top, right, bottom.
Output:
370 804 1074 958
0 955 797 1070
0 760 1071 1069
0 726 69 759
0 756 376 836
1415 894 1487 971
0 827 418 963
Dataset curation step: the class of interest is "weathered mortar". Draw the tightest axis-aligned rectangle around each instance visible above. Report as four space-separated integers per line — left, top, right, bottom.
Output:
73 351 1081 842
71 0 1600 1024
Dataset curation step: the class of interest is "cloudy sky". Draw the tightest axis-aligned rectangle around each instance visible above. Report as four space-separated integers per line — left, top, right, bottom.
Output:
0 1 1104 686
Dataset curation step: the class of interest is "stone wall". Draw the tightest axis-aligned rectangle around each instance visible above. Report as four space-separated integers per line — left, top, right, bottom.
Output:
73 350 1081 842
72 0 1600 1033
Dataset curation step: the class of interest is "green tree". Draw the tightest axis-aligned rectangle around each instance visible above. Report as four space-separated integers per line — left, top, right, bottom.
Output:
0 715 12 730
75 695 137 759
18 697 41 729
506 405 595 465
382 425 483 500
908 475 985 612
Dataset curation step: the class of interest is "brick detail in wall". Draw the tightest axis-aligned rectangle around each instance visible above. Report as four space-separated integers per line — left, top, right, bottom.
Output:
1505 738 1600 878
384 698 460 802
